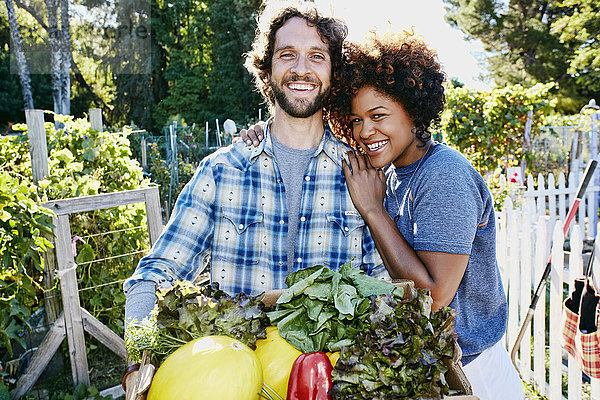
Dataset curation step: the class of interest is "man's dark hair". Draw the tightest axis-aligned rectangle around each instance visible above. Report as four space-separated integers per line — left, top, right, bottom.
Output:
245 1 348 109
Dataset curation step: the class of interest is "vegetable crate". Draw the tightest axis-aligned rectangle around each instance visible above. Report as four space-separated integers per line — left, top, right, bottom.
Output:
131 280 479 400
260 281 478 400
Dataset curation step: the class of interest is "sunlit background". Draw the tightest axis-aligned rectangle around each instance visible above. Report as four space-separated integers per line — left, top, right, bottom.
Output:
317 0 491 90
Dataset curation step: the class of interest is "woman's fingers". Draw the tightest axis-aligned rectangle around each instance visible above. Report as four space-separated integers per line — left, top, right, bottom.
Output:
239 121 265 147
355 151 367 170
346 150 359 174
342 157 352 179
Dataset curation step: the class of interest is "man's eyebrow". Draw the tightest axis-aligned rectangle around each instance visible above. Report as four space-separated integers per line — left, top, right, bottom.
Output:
274 45 329 53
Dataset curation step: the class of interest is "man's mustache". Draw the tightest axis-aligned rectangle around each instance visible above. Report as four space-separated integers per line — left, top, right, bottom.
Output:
282 75 321 86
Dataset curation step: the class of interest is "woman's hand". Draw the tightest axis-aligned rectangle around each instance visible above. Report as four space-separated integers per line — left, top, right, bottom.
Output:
342 150 387 218
239 121 265 147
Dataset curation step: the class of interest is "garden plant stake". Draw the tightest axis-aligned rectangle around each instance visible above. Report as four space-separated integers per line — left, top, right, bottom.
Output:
510 159 598 369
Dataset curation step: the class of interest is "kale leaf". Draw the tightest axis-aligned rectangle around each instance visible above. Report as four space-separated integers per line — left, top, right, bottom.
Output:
267 262 402 353
329 291 457 399
127 280 269 365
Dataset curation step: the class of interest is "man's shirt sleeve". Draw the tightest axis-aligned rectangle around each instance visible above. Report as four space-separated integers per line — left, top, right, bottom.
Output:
124 159 217 293
361 225 390 280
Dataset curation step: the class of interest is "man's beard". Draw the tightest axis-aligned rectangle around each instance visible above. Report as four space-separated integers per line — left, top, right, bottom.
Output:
271 77 330 118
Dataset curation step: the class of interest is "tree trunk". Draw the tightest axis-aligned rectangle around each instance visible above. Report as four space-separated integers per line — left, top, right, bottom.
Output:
5 0 34 110
45 0 62 115
59 0 71 115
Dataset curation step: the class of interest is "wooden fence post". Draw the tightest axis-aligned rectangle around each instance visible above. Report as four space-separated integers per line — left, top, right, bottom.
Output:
89 108 103 132
25 109 61 324
141 138 147 169
25 109 48 184
549 220 564 399
54 214 90 386
144 186 163 244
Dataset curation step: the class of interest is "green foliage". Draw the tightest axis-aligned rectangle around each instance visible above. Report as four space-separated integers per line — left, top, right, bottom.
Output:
46 383 117 400
268 263 403 354
126 281 269 365
330 292 456 399
439 83 556 176
151 0 262 128
1 114 150 365
0 169 54 356
552 0 600 99
442 0 598 113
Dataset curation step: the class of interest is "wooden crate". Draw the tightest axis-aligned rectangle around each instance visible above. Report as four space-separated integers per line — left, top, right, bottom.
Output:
260 280 478 400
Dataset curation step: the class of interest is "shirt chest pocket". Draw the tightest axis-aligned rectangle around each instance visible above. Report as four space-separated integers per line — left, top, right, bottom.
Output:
213 208 264 265
320 212 365 267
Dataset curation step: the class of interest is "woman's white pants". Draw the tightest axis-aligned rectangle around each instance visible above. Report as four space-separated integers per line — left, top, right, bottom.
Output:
462 340 525 400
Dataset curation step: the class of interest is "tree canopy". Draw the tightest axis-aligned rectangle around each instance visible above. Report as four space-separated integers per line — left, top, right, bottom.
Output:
443 0 599 113
1 0 263 132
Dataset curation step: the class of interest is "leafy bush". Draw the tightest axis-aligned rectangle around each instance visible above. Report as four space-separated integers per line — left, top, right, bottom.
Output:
0 170 53 355
1 113 151 366
438 83 556 176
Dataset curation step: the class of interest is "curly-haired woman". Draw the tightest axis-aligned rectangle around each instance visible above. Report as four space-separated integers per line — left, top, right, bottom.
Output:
330 31 524 399
243 30 524 399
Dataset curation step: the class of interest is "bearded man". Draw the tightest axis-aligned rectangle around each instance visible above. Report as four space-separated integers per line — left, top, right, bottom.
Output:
122 2 387 394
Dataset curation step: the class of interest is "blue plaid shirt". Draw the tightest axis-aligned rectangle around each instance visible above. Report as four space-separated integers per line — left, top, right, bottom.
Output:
124 125 387 296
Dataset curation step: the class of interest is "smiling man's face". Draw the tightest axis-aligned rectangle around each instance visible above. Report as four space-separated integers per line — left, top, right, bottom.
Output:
269 17 332 118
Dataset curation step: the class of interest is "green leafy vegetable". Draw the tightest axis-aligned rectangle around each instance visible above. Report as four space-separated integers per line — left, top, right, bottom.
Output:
125 280 269 364
267 262 402 353
329 290 457 399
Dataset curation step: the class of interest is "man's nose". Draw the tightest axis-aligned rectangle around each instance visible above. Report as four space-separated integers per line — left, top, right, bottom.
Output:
290 55 310 76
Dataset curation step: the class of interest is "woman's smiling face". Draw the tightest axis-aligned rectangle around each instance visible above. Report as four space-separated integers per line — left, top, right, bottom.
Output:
350 86 422 169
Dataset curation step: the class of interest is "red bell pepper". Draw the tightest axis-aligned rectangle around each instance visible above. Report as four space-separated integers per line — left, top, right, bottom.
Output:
287 351 333 400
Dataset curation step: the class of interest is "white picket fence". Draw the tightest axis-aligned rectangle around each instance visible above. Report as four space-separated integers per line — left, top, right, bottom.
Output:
498 186 600 399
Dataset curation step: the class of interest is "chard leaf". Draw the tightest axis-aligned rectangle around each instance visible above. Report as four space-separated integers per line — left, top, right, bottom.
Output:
315 309 335 331
334 283 357 317
266 308 296 322
285 265 332 287
304 281 333 301
305 298 324 321
277 267 325 304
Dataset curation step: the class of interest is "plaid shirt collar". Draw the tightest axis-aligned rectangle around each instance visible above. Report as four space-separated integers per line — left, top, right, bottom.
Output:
246 120 344 168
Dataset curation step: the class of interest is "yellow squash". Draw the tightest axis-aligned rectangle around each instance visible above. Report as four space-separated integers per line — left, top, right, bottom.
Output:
326 351 340 367
254 326 302 399
147 335 263 400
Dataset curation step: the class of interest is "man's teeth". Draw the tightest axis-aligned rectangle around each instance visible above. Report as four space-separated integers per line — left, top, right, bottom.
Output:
367 140 389 151
288 82 315 90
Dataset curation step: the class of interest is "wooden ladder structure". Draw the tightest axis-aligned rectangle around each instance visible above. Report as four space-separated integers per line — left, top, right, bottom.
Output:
11 187 163 399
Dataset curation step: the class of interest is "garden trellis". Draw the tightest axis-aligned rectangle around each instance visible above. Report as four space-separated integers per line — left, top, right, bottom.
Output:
8 108 164 398
11 187 163 399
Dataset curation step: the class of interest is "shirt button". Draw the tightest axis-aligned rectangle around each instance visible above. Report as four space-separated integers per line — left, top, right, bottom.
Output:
277 179 281 183
297 257 302 263
278 261 284 266
300 216 306 222
279 220 285 225
304 176 310 181
238 224 244 230
344 227 349 232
